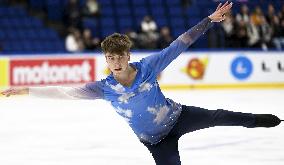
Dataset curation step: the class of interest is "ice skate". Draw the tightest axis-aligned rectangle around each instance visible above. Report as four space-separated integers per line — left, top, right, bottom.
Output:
255 114 282 128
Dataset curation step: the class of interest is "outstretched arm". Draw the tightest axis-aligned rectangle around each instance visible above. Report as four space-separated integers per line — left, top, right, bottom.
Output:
1 82 104 100
142 2 233 76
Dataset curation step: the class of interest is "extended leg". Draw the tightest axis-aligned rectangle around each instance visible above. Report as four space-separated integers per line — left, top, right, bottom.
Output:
171 105 281 137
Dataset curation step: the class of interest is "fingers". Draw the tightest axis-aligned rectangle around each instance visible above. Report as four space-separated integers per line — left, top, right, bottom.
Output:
1 90 10 96
209 1 233 22
219 1 229 11
1 89 9 95
220 2 233 14
1 88 16 97
216 3 222 11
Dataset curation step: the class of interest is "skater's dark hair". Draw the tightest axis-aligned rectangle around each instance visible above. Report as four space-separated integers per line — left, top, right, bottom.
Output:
101 33 132 54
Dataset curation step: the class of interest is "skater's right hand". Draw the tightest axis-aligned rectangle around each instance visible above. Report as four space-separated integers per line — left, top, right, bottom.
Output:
208 1 233 22
1 87 29 97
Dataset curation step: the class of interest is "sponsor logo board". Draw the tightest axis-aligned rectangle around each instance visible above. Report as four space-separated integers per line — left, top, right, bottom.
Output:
10 58 95 86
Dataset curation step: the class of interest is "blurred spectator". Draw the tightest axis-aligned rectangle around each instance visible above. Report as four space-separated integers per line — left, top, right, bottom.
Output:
246 6 266 48
259 16 273 50
266 4 275 24
236 4 250 24
141 15 158 34
64 0 82 28
272 16 284 50
139 15 159 49
247 16 261 48
250 6 263 27
138 33 158 49
235 4 249 48
235 20 248 48
278 4 284 20
125 29 139 49
82 29 101 51
82 0 100 17
157 26 173 49
65 28 84 52
221 11 235 47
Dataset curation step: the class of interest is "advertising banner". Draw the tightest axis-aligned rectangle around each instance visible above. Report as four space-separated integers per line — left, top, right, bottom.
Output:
9 57 96 86
96 52 284 89
1 52 283 89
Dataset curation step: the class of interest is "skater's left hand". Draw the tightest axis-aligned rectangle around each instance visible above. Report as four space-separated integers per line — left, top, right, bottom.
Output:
1 87 29 97
208 1 233 22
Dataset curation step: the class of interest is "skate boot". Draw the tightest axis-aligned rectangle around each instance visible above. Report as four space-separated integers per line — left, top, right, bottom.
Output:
255 114 282 128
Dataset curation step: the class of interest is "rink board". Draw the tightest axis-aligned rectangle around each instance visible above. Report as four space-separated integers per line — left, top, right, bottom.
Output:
96 52 284 89
0 52 284 89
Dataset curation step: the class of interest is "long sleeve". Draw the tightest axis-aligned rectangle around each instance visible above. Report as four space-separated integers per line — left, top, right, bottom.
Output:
29 81 104 100
141 17 213 76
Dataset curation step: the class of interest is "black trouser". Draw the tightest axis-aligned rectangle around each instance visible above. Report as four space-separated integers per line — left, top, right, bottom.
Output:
142 105 256 165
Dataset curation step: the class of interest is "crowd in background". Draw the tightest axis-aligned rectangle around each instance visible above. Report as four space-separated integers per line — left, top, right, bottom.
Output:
64 0 101 52
63 0 174 52
213 3 284 50
62 0 284 52
124 15 174 50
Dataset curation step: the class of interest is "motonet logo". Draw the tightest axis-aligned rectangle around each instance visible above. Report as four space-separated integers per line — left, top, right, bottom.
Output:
10 58 95 86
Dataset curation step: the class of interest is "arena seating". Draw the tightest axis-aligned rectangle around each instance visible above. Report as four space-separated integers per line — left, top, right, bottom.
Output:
0 0 283 53
0 4 65 54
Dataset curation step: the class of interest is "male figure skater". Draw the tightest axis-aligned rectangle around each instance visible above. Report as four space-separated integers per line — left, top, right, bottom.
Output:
1 2 282 165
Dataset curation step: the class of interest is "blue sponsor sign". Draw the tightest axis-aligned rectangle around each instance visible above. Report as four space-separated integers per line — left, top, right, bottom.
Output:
231 56 253 80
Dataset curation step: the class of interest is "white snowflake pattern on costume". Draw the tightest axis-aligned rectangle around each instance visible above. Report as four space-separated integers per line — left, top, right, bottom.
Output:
147 105 170 125
106 81 125 94
139 82 152 92
115 107 133 124
118 92 135 104
139 133 149 142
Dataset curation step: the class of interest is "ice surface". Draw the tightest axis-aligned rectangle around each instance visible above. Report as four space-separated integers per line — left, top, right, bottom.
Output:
0 90 283 165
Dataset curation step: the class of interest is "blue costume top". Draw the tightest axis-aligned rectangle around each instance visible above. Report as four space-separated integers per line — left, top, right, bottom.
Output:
30 17 213 145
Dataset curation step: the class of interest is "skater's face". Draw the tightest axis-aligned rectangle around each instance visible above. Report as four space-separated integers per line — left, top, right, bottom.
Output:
105 51 130 75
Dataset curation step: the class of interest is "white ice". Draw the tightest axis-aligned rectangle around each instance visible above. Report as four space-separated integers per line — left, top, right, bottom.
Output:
0 90 283 165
